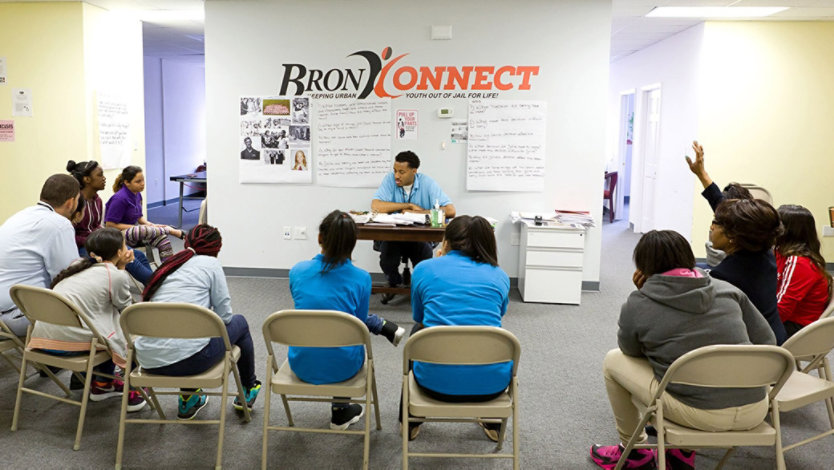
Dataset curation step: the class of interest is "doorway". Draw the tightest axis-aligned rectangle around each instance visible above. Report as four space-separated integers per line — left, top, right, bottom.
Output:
630 84 661 233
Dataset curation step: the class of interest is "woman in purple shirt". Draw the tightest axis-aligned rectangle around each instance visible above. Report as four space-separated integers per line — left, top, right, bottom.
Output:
105 165 183 261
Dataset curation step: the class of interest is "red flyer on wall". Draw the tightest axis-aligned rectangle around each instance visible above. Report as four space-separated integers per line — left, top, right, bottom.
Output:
0 120 13 142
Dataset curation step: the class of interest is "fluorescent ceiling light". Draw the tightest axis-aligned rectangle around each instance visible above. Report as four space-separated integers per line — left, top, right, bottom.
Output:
646 7 789 18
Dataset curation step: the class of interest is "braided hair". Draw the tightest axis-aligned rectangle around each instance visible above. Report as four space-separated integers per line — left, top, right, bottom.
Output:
142 224 223 301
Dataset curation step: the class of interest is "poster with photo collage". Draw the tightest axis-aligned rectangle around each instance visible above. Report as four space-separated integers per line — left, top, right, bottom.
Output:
239 96 312 183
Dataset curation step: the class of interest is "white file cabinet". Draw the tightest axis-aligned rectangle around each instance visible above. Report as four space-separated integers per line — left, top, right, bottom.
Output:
517 221 585 304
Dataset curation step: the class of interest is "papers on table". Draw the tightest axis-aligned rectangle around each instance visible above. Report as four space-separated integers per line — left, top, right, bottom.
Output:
349 212 430 226
555 210 595 228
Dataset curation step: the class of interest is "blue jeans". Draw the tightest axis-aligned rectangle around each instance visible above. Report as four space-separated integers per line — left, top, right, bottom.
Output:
79 247 152 285
365 314 384 334
143 315 257 389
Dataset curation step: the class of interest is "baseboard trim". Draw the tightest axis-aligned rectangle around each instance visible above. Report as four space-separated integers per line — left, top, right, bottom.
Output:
224 267 600 292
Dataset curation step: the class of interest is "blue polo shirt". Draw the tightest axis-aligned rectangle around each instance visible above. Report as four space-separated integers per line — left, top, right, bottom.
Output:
288 254 370 384
411 251 512 396
373 172 452 210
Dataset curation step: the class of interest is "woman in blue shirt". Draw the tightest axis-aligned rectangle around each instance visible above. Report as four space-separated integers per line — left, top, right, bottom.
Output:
289 210 402 430
405 215 511 441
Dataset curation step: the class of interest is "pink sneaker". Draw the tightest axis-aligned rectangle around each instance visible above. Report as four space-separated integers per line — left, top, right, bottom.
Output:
590 444 657 470
89 378 124 402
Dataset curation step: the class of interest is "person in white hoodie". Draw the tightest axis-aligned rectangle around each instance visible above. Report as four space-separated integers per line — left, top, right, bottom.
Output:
590 230 776 470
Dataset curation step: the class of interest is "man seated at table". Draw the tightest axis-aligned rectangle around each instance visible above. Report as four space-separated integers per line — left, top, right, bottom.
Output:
371 151 455 292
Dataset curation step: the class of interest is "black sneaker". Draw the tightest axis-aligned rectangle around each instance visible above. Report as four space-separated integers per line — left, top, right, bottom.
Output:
381 293 396 304
69 372 85 390
330 404 363 430
380 321 406 347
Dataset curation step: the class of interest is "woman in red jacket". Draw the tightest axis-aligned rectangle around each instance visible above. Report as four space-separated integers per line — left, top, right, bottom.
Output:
775 204 832 338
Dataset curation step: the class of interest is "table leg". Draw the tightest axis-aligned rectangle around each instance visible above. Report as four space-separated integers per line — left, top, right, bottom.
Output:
177 181 184 228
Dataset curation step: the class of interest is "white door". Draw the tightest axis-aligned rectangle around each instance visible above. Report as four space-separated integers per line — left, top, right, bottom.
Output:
639 86 661 232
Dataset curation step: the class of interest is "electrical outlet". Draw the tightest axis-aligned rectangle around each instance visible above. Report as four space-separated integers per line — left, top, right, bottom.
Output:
294 226 307 240
510 231 520 246
283 226 292 240
823 226 834 237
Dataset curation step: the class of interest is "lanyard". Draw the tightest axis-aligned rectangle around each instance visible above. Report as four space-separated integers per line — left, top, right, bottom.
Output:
37 201 55 212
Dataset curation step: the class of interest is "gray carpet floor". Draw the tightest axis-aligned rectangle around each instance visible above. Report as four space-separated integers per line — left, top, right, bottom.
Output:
0 207 832 469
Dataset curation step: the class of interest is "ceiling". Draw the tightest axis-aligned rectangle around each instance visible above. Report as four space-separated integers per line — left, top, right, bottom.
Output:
4 1 834 61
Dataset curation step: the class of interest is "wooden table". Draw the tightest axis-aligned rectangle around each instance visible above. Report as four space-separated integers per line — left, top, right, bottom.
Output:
357 224 445 295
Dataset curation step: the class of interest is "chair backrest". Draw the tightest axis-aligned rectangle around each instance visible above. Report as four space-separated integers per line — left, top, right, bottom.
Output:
402 326 521 375
657 344 794 399
10 285 85 329
604 171 618 194
262 310 372 372
739 184 773 204
781 316 834 360
10 284 113 352
263 309 370 348
120 302 229 346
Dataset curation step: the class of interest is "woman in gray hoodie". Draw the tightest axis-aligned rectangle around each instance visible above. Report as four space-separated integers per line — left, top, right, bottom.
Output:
590 230 776 470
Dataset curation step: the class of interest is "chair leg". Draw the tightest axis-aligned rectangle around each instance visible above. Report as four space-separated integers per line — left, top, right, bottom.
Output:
512 383 520 470
772 405 786 470
216 361 231 470
715 448 735 469
10 355 28 431
370 365 381 430
115 367 132 470
148 388 166 419
656 403 665 470
74 356 97 451
496 418 508 451
363 365 372 470
261 363 273 470
402 376 409 470
231 362 251 423
281 394 294 426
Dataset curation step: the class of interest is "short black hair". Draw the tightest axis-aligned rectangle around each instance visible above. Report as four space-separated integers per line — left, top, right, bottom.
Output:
394 150 420 169
633 230 695 276
443 215 498 266
40 174 80 208
714 199 783 252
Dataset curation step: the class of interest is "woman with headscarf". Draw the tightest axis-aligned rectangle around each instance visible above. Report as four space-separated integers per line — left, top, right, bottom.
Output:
133 224 260 420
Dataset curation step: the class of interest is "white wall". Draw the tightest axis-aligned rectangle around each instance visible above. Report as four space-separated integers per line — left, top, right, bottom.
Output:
162 59 206 199
143 57 206 205
206 0 611 282
144 57 165 203
607 24 703 239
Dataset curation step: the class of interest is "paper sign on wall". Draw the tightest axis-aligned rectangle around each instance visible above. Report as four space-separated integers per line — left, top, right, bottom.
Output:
12 88 32 117
395 109 418 140
97 92 131 169
0 58 7 84
0 120 13 142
